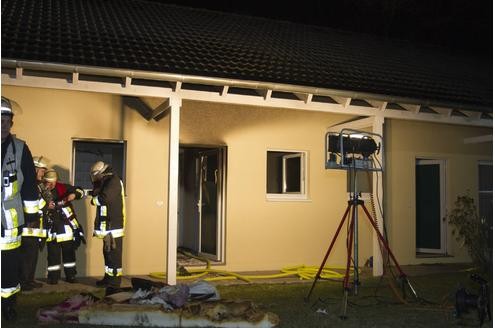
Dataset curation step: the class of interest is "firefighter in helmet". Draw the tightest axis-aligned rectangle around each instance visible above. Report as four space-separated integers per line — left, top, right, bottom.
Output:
43 169 86 284
90 160 126 293
1 96 40 320
33 156 49 182
19 156 50 291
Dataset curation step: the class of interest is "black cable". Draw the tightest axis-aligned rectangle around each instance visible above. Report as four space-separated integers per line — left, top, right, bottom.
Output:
371 153 399 281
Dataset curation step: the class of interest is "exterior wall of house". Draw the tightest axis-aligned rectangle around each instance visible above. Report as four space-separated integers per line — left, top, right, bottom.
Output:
3 86 125 278
179 100 371 272
385 119 492 264
3 85 491 279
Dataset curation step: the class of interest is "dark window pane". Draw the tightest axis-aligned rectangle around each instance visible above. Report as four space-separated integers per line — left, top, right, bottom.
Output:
479 193 493 226
478 163 493 227
285 157 301 192
416 164 441 249
266 152 283 193
479 164 492 191
73 140 126 190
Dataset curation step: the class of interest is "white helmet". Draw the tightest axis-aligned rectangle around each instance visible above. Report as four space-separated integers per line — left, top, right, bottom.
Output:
90 161 109 182
1 97 13 116
1 96 22 116
33 156 50 169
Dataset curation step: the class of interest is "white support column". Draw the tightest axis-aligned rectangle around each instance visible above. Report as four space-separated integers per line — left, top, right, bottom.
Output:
372 116 384 276
166 96 181 285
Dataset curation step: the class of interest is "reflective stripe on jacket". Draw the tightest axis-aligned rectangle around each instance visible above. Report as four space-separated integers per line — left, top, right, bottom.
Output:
0 228 21 250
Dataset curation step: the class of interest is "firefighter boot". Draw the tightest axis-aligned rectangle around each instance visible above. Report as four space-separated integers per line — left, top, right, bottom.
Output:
2 296 17 321
65 267 77 283
47 271 60 285
105 286 123 296
95 274 111 287
30 280 43 288
20 281 34 291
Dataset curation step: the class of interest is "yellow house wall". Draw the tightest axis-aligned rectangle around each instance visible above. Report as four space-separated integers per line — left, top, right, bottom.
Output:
3 86 124 277
179 101 375 271
2 85 491 278
385 119 492 264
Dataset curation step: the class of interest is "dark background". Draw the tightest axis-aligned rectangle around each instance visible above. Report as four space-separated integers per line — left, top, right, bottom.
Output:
144 0 492 60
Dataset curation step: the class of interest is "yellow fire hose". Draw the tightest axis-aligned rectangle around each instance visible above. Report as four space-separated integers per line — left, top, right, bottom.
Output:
150 264 352 283
149 249 354 282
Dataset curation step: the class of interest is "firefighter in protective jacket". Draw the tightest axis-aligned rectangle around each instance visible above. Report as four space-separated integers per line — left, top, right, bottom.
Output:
19 156 50 291
43 169 85 284
90 161 126 290
1 97 40 321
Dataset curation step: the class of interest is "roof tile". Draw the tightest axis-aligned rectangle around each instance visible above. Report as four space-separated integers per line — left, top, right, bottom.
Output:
2 0 491 110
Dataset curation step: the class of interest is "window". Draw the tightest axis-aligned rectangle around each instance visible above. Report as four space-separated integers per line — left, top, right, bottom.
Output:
266 150 307 200
478 161 492 226
72 139 126 190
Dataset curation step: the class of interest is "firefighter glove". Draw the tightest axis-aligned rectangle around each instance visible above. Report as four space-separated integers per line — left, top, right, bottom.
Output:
73 228 86 249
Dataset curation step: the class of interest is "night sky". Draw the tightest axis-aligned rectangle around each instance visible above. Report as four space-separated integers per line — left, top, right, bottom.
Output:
144 0 492 60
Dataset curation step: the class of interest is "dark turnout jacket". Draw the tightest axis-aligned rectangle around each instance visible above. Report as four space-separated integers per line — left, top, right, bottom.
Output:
91 172 125 239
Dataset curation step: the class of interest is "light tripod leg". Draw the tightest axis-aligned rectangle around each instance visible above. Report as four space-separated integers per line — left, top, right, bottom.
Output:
352 202 359 296
340 205 355 320
343 205 356 291
404 277 419 299
359 203 419 299
305 203 352 302
340 288 349 320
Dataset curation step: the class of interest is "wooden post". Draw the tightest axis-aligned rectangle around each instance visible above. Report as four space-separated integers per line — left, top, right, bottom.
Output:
372 116 384 276
166 97 181 285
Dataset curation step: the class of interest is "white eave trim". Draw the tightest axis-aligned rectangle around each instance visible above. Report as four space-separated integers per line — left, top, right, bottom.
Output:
464 134 493 144
1 59 492 128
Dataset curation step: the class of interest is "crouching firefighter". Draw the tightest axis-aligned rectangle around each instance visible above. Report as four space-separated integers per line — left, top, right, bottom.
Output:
1 97 40 320
43 169 86 284
90 161 126 291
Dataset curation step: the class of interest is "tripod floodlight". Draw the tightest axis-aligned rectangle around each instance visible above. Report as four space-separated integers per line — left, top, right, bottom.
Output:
307 128 417 318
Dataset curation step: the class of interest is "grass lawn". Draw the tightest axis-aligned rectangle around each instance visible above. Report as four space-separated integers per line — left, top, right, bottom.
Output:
2 269 491 327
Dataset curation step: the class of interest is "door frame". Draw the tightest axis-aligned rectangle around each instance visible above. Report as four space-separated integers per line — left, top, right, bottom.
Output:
178 145 227 263
415 158 447 254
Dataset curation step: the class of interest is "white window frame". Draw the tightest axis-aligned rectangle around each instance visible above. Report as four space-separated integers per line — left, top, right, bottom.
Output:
266 149 308 201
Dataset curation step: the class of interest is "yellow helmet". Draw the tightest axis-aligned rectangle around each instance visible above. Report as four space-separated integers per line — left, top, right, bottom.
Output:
33 156 49 169
43 169 58 183
90 161 109 182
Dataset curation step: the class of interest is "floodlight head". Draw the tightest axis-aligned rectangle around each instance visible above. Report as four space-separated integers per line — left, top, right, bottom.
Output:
325 129 383 171
327 133 378 159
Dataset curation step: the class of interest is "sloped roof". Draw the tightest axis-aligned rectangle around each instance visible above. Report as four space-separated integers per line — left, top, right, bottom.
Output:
1 0 492 112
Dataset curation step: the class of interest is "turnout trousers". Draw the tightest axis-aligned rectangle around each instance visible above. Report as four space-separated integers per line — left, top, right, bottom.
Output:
19 236 40 285
103 237 123 288
46 240 77 281
1 247 20 309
